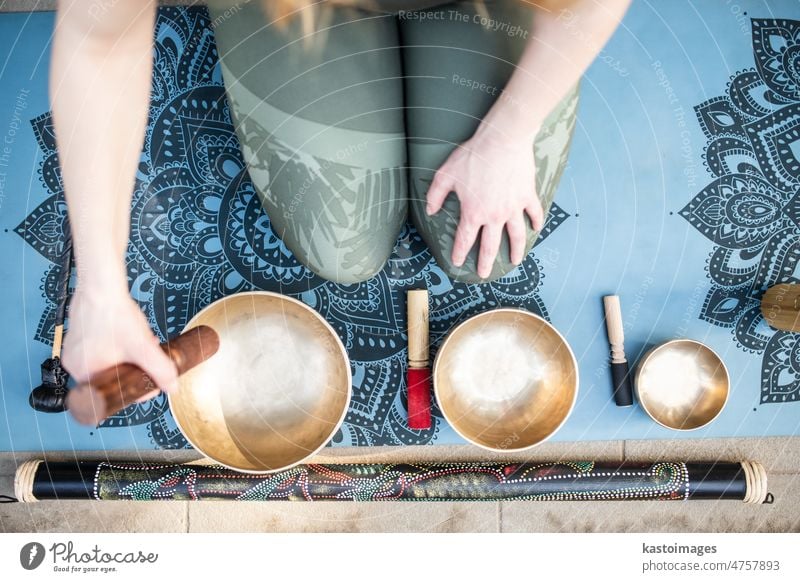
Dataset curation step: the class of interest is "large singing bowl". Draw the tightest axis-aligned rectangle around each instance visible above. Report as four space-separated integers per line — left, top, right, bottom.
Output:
433 309 578 452
169 292 351 474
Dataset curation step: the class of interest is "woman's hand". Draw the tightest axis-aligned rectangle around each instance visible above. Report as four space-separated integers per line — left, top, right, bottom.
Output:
62 284 179 404
426 128 542 279
423 0 632 280
53 0 163 402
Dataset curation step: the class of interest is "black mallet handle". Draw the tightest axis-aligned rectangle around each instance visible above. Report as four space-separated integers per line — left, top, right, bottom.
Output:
603 295 634 407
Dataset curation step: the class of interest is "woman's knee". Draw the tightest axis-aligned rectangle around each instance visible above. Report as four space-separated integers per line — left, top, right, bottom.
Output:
300 240 394 285
432 242 531 285
282 191 405 284
268 193 404 285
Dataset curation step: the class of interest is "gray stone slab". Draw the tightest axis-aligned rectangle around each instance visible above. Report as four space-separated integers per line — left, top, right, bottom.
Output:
0 501 188 533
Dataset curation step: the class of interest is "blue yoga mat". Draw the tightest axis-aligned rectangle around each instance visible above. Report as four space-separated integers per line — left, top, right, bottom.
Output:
1 2 799 452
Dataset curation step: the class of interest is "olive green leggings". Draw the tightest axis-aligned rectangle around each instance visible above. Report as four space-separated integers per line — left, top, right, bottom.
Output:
207 0 579 284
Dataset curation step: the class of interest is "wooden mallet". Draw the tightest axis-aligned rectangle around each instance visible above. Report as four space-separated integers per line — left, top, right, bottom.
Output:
603 295 634 407
66 325 220 426
407 289 432 429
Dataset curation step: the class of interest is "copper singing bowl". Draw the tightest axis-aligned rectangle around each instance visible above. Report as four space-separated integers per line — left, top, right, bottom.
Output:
169 292 351 474
433 309 578 452
635 339 729 431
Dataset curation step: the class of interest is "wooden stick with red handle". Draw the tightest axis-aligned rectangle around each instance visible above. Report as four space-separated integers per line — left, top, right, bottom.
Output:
407 290 432 430
66 325 220 426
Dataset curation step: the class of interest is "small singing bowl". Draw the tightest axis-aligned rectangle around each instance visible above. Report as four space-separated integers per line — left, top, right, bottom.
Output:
433 309 578 452
169 291 351 474
635 339 729 431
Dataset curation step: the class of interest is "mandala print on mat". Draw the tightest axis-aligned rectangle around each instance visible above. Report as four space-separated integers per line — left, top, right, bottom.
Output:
681 18 800 404
16 7 568 447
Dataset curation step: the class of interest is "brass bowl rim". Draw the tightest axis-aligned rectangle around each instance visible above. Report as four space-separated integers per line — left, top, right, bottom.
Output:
168 290 352 474
634 338 730 432
432 308 579 453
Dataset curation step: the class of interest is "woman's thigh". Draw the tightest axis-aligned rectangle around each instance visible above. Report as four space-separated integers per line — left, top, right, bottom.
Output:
399 0 579 283
208 1 408 284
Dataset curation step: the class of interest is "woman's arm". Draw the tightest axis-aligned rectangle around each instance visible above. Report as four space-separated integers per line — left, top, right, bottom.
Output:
53 0 178 395
427 0 632 279
480 0 632 144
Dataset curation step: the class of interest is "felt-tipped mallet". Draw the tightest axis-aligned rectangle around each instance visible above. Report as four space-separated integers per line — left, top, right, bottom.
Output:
29 324 70 413
603 295 634 407
407 289 432 430
29 245 73 414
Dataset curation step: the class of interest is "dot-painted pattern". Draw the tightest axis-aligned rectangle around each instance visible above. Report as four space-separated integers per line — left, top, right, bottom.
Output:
86 461 704 502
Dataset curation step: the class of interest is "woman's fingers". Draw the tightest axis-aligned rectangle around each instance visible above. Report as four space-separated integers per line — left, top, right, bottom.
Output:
451 215 480 268
135 389 161 404
526 198 545 232
128 334 179 396
60 342 89 384
478 223 503 280
506 215 527 266
426 166 456 216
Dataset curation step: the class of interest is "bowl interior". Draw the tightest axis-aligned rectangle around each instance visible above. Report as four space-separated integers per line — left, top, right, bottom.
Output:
434 309 578 451
169 292 351 473
636 340 729 430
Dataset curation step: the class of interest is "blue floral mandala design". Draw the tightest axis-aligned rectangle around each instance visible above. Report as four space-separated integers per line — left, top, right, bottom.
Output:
16 7 568 447
682 18 800 404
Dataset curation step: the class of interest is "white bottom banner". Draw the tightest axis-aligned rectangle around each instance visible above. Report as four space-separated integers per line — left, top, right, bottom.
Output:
0 533 797 581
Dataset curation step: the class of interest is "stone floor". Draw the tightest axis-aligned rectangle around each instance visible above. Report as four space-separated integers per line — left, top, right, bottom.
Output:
2 437 799 532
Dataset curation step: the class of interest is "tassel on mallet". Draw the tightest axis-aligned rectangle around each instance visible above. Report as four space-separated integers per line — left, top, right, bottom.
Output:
407 289 432 429
603 295 634 407
29 245 73 413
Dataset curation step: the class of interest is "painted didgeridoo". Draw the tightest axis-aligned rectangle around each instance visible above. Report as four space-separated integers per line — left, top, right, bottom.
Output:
65 325 220 426
13 460 771 503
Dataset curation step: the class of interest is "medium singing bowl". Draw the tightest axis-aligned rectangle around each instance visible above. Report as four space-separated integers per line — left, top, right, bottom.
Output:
433 309 578 452
635 339 729 431
169 291 351 474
